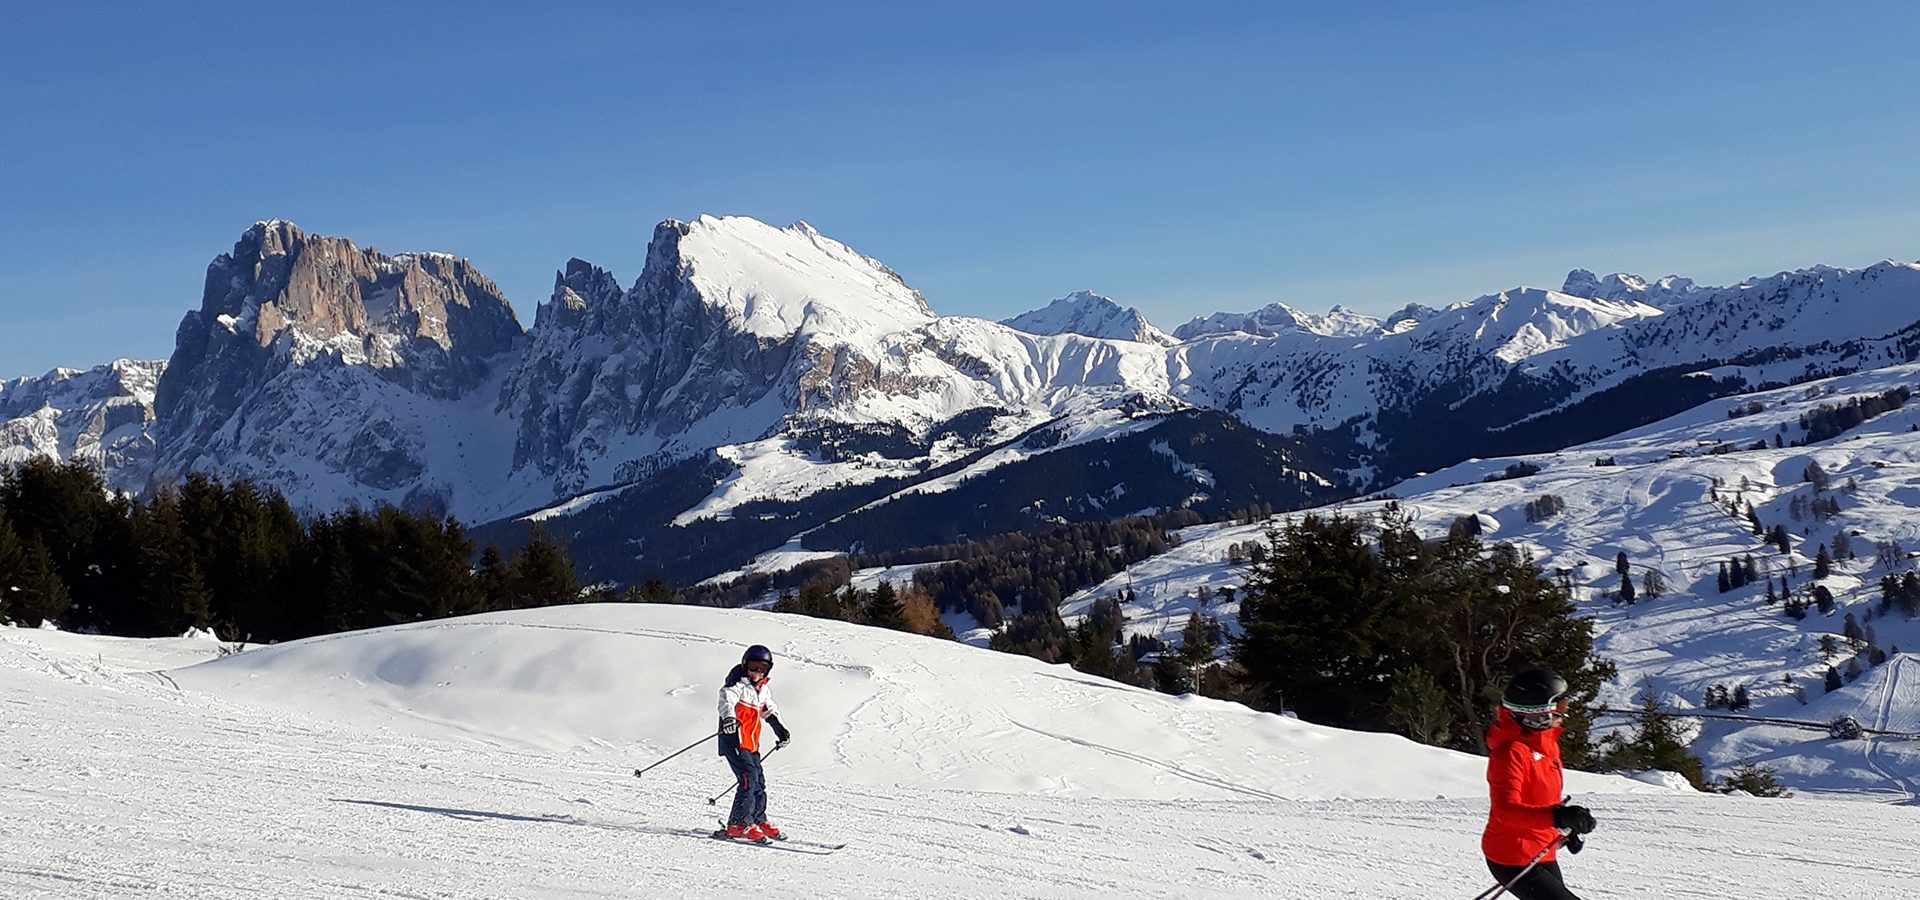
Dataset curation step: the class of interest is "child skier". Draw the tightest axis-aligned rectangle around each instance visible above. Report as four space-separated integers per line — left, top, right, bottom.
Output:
1482 668 1597 900
717 644 792 842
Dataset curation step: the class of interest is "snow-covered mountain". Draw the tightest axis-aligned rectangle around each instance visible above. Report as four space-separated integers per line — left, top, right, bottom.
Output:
1172 300 1428 340
8 214 1920 585
0 359 163 480
3 605 1907 898
1050 361 1920 795
1001 290 1176 345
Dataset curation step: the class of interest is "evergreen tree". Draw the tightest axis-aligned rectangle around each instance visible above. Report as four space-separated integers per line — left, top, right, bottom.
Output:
506 526 580 608
1641 568 1665 600
1178 611 1220 666
1730 683 1751 711
864 581 905 630
1742 555 1759 585
1715 762 1789 797
1618 572 1636 605
1717 561 1731 594
475 546 511 611
1824 666 1843 693
1152 653 1194 695
6 537 71 626
1235 509 1609 756
1615 552 1630 579
1770 525 1791 555
1814 544 1832 579
1599 688 1707 789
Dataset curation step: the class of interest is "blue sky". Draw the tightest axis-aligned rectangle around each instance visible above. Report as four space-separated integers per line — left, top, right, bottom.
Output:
4 2 1919 374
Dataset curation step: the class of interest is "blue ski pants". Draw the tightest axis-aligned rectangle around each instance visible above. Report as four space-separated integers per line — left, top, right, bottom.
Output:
723 747 768 826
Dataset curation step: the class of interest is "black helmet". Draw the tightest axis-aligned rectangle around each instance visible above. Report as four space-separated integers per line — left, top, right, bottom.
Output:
742 645 774 672
1503 668 1568 729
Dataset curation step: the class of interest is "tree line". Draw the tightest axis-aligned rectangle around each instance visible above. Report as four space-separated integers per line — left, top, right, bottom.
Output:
1229 504 1614 763
0 459 585 642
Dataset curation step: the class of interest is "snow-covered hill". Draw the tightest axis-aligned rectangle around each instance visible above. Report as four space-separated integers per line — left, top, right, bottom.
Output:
6 607 1911 899
1058 362 1920 795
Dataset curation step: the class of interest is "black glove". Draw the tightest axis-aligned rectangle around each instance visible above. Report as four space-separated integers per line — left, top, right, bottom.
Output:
719 717 739 736
1551 803 1595 835
1564 833 1585 855
769 715 791 748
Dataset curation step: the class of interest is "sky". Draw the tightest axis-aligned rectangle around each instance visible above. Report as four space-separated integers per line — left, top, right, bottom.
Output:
3 2 1920 375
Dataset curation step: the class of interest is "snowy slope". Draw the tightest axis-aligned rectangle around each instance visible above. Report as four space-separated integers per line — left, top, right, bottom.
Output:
1062 362 1920 795
2 611 1911 900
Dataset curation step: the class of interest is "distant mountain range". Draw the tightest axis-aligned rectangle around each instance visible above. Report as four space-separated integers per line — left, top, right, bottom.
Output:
6 215 1920 584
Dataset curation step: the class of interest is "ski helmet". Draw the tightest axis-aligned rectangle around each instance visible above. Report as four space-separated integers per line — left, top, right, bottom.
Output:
1502 668 1568 730
742 645 774 672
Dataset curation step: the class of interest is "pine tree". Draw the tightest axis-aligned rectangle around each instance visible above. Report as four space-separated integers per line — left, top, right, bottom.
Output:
1178 611 1220 666
864 581 905 630
7 538 70 627
1730 683 1751 711
1615 552 1630 579
1814 544 1832 579
475 546 511 610
1618 572 1636 605
1770 525 1792 555
1641 568 1665 600
1742 554 1759 584
1717 562 1731 594
1599 688 1707 789
506 526 580 608
1824 666 1843 693
1152 653 1194 695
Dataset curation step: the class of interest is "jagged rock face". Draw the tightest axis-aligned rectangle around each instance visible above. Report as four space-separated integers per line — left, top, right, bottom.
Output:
158 221 521 428
147 221 524 513
498 217 960 498
0 360 164 482
498 221 805 494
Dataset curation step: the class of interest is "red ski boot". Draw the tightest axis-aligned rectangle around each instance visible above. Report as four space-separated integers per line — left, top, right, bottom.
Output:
756 821 785 841
723 823 769 843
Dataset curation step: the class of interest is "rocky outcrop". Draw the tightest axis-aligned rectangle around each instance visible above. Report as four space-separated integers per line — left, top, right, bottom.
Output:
156 220 521 437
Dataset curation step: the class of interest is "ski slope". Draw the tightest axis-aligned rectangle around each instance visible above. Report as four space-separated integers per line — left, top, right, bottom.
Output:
3 608 1913 899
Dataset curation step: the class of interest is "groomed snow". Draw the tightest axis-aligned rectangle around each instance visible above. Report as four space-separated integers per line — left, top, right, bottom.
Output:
2 608 1909 899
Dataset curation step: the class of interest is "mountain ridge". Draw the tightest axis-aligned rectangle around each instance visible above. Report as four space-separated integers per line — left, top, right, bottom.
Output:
6 215 1920 583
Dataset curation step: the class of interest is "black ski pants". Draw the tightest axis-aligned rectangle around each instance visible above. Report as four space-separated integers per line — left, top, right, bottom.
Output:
723 747 768 827
1486 860 1580 900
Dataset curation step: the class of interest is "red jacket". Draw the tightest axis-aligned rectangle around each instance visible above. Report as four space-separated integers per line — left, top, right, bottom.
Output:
1481 707 1564 866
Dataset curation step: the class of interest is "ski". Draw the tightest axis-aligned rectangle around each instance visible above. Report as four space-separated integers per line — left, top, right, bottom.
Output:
706 829 842 854
714 821 846 852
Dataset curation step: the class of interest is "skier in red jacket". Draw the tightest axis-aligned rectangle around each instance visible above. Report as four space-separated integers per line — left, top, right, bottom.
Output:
1482 668 1597 900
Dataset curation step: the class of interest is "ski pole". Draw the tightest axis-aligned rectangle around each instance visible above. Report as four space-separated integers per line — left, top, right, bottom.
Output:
1471 832 1568 900
632 732 718 778
707 744 783 805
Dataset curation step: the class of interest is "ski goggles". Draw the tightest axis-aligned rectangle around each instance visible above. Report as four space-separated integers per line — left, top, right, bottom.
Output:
1504 698 1569 729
